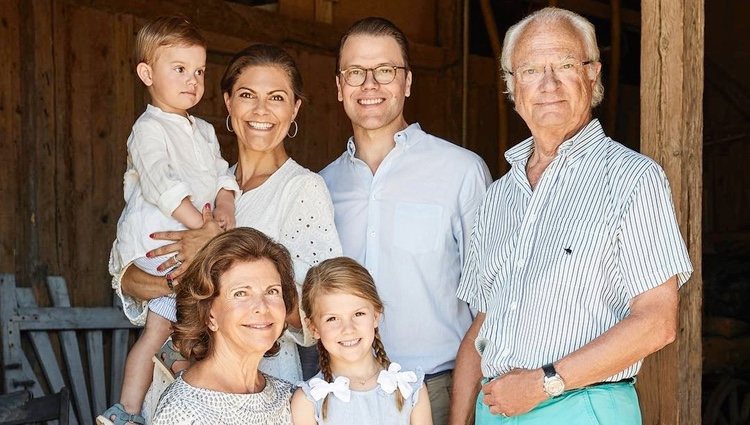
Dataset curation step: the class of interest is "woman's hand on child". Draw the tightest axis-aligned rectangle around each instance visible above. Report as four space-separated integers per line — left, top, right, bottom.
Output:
149 204 222 278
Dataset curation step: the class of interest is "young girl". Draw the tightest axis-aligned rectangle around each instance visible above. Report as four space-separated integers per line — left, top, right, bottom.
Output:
291 257 432 425
101 16 238 425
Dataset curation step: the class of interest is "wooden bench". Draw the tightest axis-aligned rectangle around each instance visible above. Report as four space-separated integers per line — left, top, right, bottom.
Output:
1 274 139 425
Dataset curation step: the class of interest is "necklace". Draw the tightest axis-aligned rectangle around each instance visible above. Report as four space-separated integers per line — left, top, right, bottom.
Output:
343 367 382 386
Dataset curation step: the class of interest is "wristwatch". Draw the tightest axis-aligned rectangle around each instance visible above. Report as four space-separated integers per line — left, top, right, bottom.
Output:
542 363 565 397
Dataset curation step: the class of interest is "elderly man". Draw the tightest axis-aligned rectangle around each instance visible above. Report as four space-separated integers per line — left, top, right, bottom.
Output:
320 17 491 425
450 7 692 425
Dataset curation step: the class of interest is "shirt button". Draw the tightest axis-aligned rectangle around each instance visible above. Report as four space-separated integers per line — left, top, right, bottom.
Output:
509 301 517 311
501 348 511 357
369 231 376 237
528 213 536 223
515 258 525 268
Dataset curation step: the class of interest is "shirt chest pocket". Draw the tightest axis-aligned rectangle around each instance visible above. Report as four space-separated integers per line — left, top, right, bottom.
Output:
392 202 444 254
543 220 611 283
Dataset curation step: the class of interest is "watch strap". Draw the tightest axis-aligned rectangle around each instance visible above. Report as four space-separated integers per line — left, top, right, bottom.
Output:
542 363 557 378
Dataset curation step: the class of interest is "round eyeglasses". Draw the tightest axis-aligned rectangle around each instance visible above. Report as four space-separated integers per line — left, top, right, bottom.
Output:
338 65 409 87
508 60 594 85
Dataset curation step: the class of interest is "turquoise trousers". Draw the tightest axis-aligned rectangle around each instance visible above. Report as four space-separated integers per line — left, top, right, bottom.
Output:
475 380 641 425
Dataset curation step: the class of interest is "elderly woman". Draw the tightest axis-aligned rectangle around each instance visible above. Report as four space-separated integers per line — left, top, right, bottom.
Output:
152 227 295 424
110 44 340 386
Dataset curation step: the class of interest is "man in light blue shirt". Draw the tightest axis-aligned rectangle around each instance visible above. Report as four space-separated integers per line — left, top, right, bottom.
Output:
320 17 491 425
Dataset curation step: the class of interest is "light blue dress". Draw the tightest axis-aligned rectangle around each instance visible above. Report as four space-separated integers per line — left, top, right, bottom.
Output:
299 368 425 425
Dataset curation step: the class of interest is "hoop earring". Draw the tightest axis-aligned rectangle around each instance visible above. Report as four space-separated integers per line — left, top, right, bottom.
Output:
225 115 234 133
287 120 298 138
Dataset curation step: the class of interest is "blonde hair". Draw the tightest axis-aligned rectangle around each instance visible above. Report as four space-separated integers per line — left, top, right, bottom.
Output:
302 257 404 419
134 16 206 65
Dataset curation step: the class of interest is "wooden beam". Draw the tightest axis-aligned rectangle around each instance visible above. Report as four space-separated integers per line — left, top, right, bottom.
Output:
605 0 621 135
11 307 139 330
18 0 56 291
529 0 640 27
639 0 703 424
478 0 510 176
0 1 21 274
70 0 453 70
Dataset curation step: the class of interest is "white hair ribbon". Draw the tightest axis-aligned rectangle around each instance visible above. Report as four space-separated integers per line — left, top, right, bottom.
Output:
377 363 417 399
308 376 351 402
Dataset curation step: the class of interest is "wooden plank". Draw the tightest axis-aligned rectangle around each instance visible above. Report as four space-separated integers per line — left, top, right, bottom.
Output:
16 287 78 425
16 0 57 292
109 294 130 406
109 329 129 406
16 289 66 392
1 275 25 393
0 1 21 273
437 0 461 50
47 277 92 425
639 0 703 424
19 354 45 398
86 331 106 418
12 308 140 330
314 0 332 24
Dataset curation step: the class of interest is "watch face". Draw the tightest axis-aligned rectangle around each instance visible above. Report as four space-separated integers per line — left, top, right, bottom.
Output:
544 376 565 396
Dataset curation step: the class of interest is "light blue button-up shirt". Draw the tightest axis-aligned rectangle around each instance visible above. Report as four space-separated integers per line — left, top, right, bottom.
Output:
321 123 492 374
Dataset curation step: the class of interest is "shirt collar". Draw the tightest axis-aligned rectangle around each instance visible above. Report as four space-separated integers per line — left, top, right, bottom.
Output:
504 119 605 167
346 123 424 159
146 104 195 126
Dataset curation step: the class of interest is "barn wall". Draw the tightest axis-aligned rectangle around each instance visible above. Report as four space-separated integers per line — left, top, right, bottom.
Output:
1 0 493 307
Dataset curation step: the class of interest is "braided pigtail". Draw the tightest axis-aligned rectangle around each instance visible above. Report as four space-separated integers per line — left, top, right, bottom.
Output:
372 328 404 411
318 339 334 421
302 258 393 419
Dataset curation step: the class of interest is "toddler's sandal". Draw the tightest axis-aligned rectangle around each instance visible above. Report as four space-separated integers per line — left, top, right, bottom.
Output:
96 403 145 425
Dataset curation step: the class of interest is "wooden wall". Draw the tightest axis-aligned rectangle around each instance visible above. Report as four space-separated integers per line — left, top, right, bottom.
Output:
0 0 491 307
2 1 713 423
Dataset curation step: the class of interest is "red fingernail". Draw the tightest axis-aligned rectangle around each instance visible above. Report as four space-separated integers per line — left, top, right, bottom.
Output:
146 252 152 258
157 266 162 272
166 273 172 280
149 233 155 239
204 203 211 209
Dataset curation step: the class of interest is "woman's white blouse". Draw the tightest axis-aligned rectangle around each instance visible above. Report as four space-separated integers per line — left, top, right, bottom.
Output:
111 158 341 381
232 158 342 383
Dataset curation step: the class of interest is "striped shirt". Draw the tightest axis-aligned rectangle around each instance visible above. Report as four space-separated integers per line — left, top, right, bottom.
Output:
456 119 692 381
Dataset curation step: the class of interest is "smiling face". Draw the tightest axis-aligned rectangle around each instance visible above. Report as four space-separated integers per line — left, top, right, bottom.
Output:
309 291 381 365
138 44 206 115
208 259 287 356
336 34 412 136
224 65 301 155
511 21 601 139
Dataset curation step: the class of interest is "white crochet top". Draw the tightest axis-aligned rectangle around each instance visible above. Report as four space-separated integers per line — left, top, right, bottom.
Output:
153 373 293 425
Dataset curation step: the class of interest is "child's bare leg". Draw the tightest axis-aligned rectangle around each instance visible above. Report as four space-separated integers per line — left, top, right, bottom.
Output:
118 310 173 415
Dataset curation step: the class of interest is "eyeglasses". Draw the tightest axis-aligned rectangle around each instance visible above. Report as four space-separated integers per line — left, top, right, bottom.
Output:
338 65 408 87
508 59 594 85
